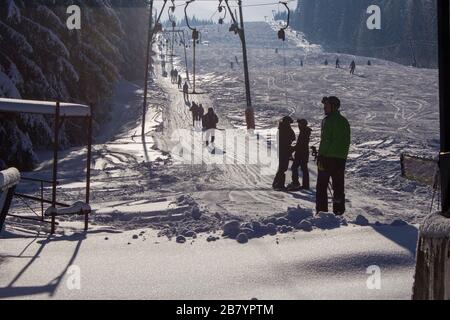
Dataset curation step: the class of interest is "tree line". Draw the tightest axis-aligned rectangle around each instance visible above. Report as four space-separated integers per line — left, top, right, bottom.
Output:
0 0 152 170
291 0 438 68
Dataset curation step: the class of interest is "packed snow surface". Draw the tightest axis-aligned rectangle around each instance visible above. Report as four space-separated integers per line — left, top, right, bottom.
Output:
0 223 418 300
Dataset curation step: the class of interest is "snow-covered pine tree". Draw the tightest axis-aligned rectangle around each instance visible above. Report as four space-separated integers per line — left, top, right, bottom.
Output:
292 0 438 67
0 0 53 170
1 0 151 169
112 0 150 82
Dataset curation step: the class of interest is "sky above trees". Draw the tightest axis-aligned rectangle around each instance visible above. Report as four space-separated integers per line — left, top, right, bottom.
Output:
154 0 298 22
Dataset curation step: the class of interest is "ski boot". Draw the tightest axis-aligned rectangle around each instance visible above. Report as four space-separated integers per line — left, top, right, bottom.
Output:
272 184 287 192
286 183 302 192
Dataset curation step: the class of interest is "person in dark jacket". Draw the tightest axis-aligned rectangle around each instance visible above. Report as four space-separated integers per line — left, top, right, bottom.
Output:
178 75 182 89
350 60 356 74
183 81 189 101
287 119 312 191
272 116 296 191
174 69 178 84
202 108 219 147
197 103 205 125
189 102 198 127
316 96 351 215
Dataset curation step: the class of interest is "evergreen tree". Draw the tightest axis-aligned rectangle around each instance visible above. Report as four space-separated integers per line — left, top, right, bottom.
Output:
0 0 152 170
292 0 438 67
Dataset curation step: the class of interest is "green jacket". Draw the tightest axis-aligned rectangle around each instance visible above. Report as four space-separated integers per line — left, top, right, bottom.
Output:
318 111 351 160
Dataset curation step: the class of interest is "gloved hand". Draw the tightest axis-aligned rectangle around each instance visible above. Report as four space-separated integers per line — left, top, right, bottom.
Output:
317 155 325 171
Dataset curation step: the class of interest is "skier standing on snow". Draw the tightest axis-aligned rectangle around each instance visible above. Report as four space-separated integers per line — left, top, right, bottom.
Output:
174 69 179 84
316 96 351 216
178 75 182 89
287 119 312 191
272 116 296 191
183 81 189 101
202 108 219 147
197 103 205 125
350 60 356 75
324 59 328 66
190 102 198 127
335 57 340 68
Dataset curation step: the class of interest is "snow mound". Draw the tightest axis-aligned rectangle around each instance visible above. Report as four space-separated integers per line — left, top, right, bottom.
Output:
419 212 450 237
220 206 351 242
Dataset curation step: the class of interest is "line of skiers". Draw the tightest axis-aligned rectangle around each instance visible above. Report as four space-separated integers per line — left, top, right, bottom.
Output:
297 58 371 70
170 69 183 88
189 102 219 148
333 58 356 74
166 61 219 149
272 96 351 216
173 70 219 149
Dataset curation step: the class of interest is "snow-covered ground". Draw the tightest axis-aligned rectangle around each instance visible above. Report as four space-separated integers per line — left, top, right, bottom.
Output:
0 223 417 300
0 22 440 299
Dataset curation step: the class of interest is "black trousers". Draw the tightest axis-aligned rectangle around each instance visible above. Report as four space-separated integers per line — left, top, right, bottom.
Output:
273 152 291 188
316 156 346 215
292 155 309 189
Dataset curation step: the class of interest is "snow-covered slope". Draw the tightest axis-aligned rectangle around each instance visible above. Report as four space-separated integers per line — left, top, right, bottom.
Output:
6 22 439 232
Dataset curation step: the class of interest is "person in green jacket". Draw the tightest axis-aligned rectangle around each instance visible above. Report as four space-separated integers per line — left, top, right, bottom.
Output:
316 96 351 215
